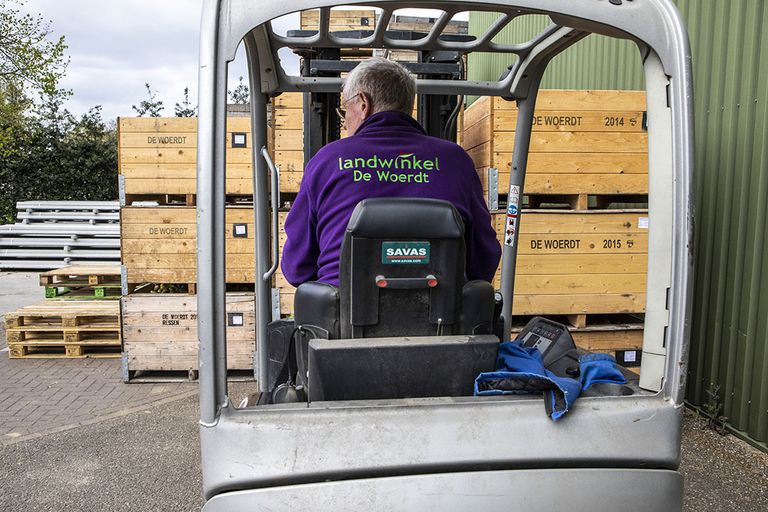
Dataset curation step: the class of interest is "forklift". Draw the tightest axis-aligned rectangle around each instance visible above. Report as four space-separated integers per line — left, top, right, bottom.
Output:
196 1 693 510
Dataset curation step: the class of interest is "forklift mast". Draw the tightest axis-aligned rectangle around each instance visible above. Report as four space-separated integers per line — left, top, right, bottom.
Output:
292 29 471 162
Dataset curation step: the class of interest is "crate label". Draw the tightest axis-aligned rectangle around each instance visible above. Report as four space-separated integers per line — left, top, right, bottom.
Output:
233 223 248 237
228 313 244 327
616 349 642 367
148 226 189 236
505 186 521 247
232 132 247 148
382 242 430 264
530 239 582 250
161 312 197 326
602 115 638 128
602 238 634 249
147 135 187 144
638 217 649 229
533 115 583 127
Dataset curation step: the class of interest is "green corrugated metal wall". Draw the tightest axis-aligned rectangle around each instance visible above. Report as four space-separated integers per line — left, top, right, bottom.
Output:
469 1 768 451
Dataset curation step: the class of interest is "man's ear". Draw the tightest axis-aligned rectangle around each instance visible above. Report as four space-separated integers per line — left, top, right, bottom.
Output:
360 93 372 118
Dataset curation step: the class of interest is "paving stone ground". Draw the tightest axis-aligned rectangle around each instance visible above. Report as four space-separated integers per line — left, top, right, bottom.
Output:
0 272 198 446
0 323 198 447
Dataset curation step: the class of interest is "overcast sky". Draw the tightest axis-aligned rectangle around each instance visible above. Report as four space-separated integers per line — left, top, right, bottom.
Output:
21 0 276 120
21 1 454 122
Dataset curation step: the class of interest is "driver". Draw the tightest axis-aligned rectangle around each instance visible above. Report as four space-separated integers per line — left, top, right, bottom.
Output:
281 57 501 287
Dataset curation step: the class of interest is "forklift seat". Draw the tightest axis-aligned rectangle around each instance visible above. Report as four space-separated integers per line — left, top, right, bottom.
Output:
294 197 495 339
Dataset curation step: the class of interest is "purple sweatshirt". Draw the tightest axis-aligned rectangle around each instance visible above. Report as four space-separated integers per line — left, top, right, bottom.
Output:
281 111 501 287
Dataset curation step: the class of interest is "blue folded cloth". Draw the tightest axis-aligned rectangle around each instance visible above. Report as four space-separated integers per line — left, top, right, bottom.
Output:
579 353 627 390
474 342 581 421
475 342 627 421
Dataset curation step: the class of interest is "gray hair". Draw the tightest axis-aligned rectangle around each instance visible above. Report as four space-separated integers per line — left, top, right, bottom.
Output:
342 57 416 115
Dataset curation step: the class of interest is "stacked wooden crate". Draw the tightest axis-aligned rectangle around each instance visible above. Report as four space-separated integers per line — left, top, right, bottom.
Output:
462 90 648 368
120 206 257 288
118 95 304 293
119 117 251 201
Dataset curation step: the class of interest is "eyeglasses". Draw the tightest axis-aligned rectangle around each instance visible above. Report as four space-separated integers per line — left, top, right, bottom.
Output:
335 93 361 119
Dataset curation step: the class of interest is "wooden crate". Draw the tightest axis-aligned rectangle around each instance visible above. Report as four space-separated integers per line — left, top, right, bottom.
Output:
121 293 255 373
492 209 647 317
272 92 305 184
120 206 255 287
274 211 295 314
300 9 377 32
300 9 466 35
118 93 305 198
462 91 648 202
275 209 648 318
118 117 251 197
573 323 644 375
4 300 121 358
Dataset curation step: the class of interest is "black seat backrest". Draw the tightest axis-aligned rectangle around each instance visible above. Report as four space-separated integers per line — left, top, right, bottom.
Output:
339 198 466 339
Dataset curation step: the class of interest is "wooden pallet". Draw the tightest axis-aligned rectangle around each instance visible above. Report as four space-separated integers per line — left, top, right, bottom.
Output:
4 300 120 329
122 193 257 208
45 286 122 300
39 264 121 287
523 193 648 211
8 340 121 359
40 265 122 299
4 300 121 359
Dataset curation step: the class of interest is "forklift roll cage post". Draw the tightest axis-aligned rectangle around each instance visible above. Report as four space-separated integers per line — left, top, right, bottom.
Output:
197 0 693 508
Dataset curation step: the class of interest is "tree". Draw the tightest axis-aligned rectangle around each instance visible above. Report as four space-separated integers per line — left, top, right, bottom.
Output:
0 1 117 223
1 0 68 163
132 82 164 117
174 86 197 117
0 90 117 222
0 0 68 97
228 76 249 104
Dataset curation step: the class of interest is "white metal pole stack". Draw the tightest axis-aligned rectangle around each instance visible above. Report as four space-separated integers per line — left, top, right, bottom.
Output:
0 201 120 269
